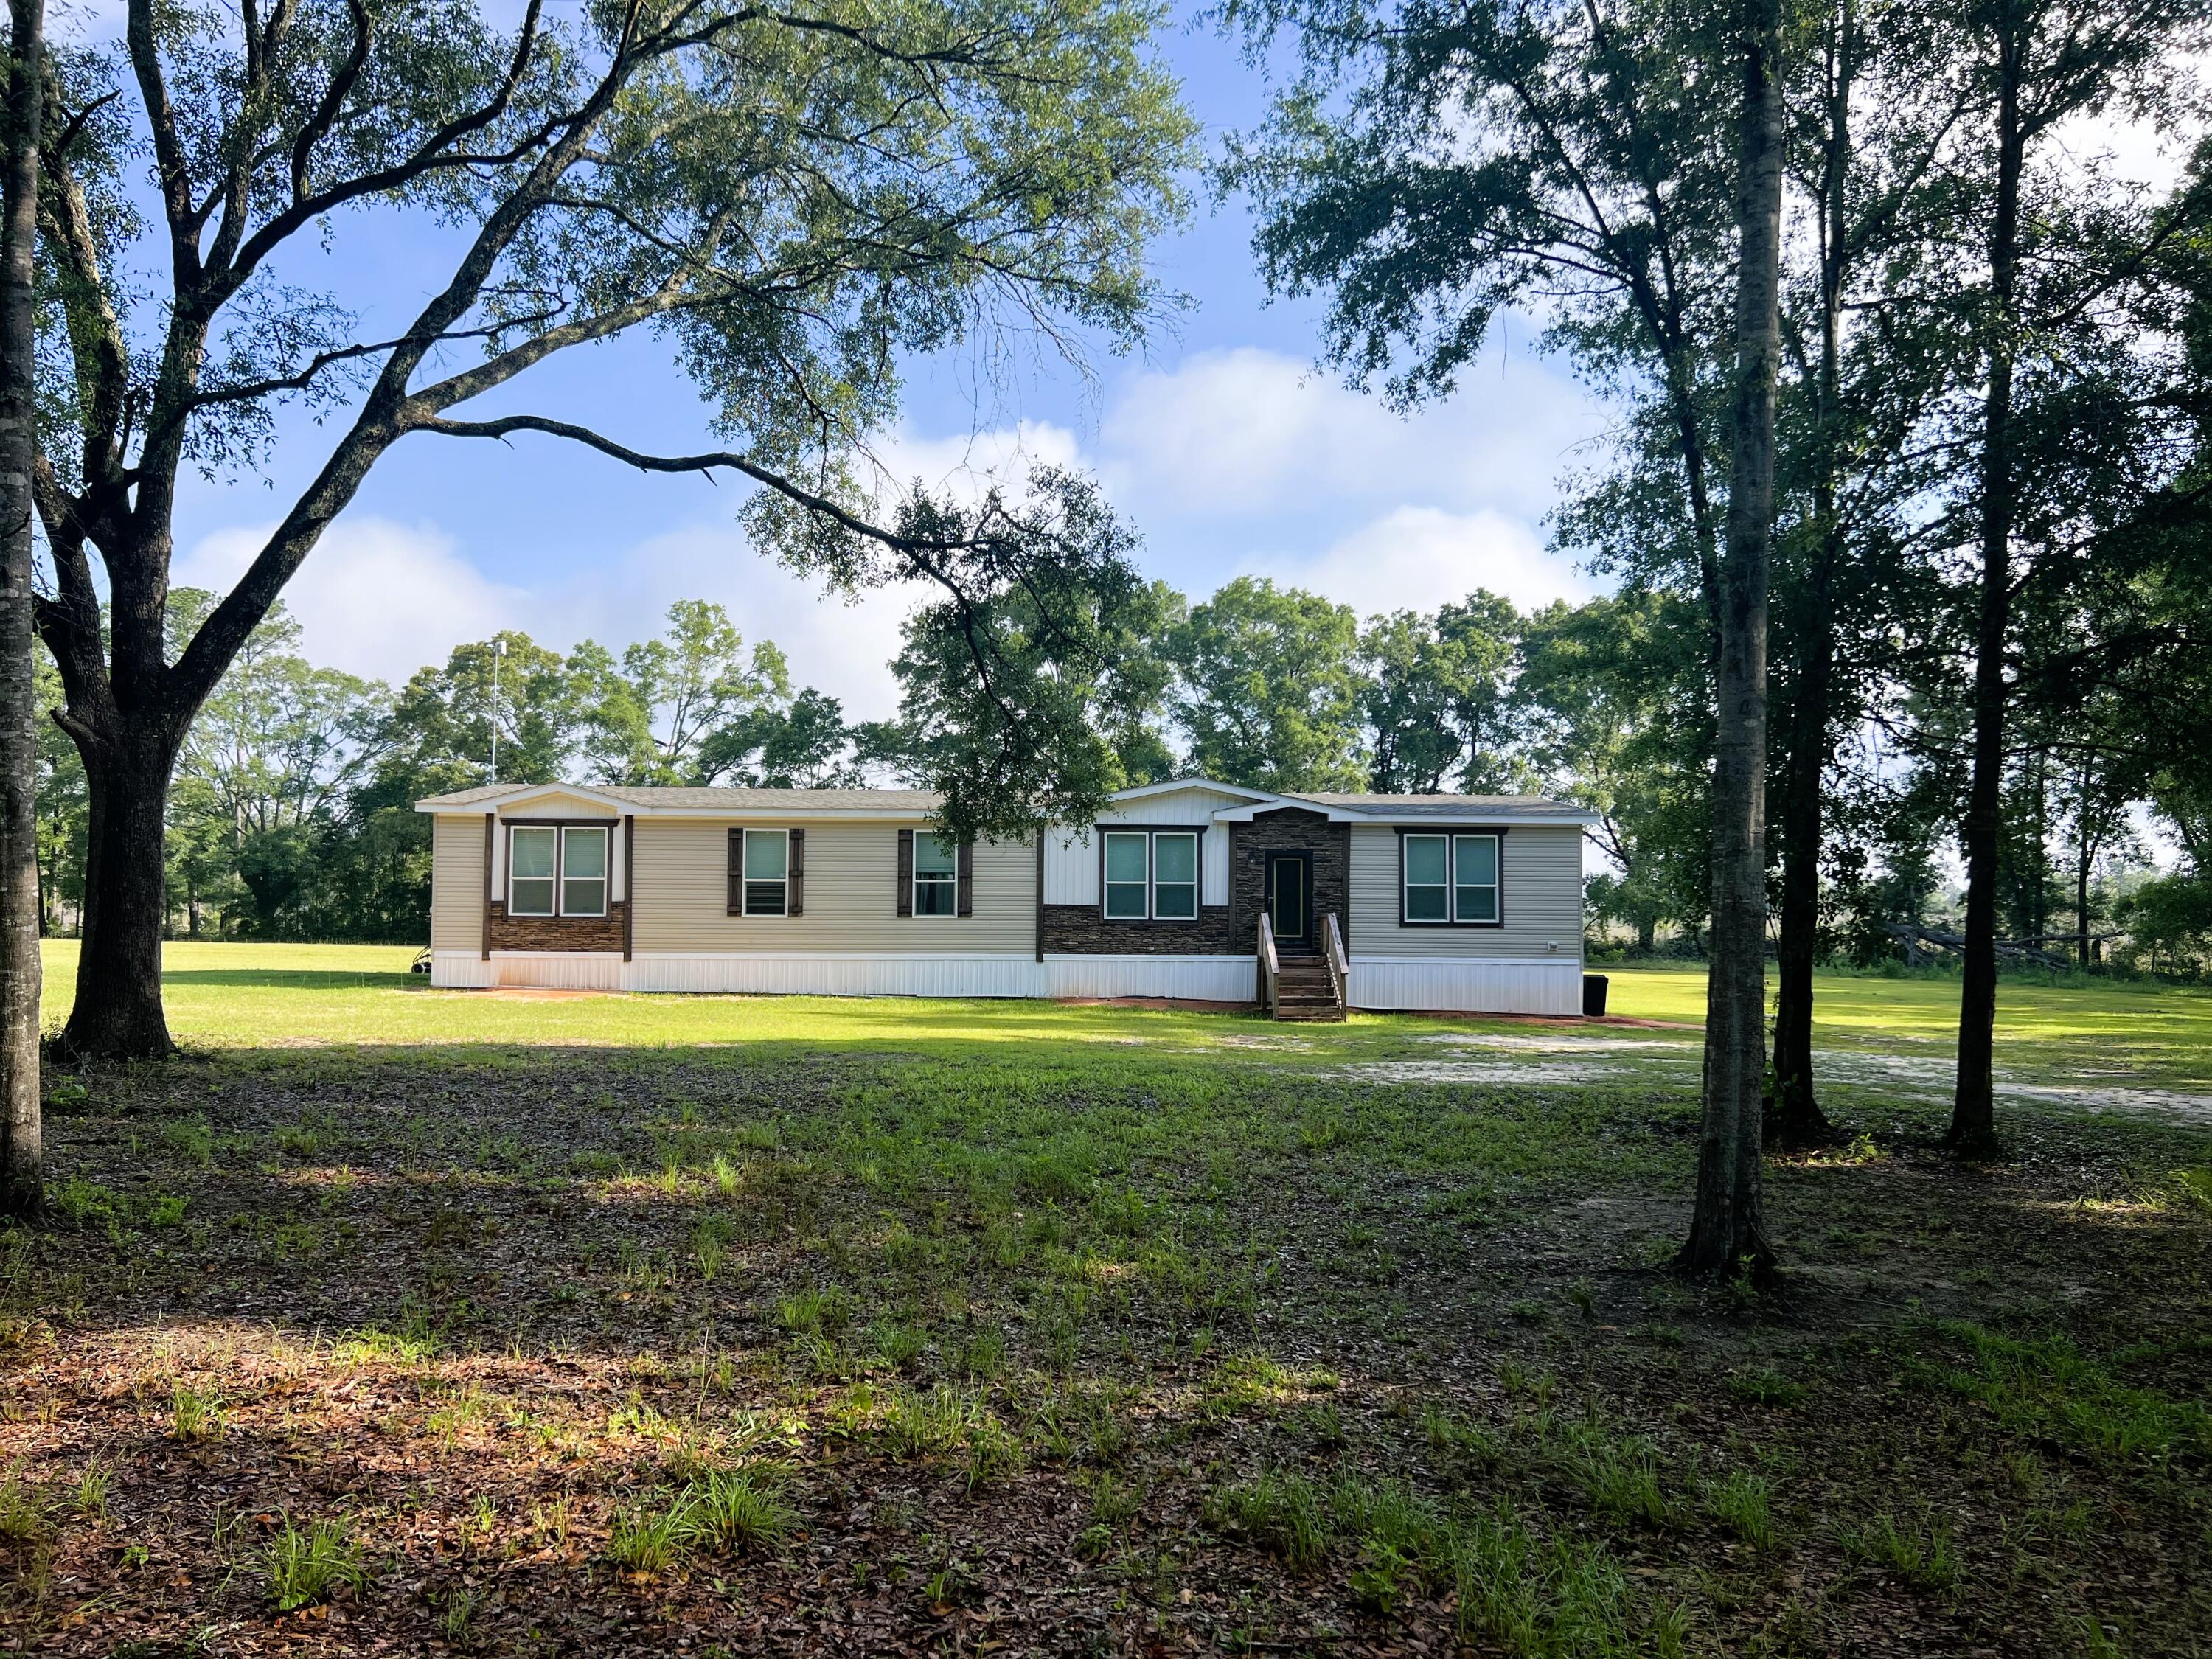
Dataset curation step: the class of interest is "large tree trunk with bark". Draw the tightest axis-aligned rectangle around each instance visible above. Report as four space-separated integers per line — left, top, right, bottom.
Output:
1949 38 2023 1161
1767 589 1838 1148
0 0 45 1220
58 724 180 1060
1680 0 1784 1279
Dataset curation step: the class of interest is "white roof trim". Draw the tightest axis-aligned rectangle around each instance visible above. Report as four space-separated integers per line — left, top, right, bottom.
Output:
1102 776 1279 807
1209 793 1366 824
414 782 638 815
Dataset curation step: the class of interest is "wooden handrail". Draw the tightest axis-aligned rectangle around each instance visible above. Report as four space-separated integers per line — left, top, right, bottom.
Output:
1257 912 1279 1012
1323 912 1348 1012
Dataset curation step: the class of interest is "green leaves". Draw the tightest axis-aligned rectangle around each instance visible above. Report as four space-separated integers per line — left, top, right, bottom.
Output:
881 466 1174 844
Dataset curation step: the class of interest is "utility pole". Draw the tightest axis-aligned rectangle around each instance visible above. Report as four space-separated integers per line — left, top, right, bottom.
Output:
490 638 507 783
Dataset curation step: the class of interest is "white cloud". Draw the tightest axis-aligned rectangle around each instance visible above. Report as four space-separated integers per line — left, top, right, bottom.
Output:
1098 346 1608 524
175 513 923 720
175 517 522 687
867 419 1083 507
545 523 919 720
1244 506 1598 620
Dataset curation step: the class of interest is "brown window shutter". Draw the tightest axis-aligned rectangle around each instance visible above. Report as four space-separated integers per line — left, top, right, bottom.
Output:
956 841 974 917
787 827 805 917
896 829 914 917
727 828 742 915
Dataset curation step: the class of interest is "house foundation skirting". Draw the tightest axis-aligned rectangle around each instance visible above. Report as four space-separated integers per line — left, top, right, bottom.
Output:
430 950 1583 1013
1346 957 1584 1016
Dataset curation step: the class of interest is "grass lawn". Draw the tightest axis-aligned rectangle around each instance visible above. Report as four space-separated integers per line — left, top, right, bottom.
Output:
3 945 2208 1654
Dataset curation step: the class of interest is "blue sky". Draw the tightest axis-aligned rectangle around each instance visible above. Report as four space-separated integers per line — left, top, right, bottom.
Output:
167 4 1618 717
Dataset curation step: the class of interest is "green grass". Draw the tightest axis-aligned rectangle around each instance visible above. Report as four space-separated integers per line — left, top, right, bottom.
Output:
8 941 2210 1653
1604 962 2212 1092
36 942 2212 1100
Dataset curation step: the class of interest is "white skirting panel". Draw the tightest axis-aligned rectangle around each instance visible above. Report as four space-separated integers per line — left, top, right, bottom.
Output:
1347 957 1584 1016
623 953 1047 998
430 951 497 988
1041 954 1255 1002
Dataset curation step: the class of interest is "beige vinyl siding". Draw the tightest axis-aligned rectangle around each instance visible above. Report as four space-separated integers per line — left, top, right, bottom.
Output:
1349 824 1583 959
630 820 1036 954
431 815 487 952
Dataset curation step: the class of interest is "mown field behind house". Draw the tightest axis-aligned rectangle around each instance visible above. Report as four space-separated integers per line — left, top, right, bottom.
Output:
2 945 2208 1655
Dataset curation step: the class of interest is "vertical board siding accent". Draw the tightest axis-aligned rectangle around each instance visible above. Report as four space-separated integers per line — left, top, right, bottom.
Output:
788 827 805 917
1043 786 1242 905
1349 824 1584 958
622 815 636 961
896 830 914 916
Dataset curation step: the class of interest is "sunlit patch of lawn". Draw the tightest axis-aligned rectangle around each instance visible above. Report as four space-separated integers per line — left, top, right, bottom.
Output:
1604 961 2212 1091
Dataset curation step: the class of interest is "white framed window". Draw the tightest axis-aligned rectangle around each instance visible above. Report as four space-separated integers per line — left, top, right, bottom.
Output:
1402 833 1449 923
742 828 789 917
1152 832 1198 919
1454 833 1500 923
1101 828 1203 921
914 832 959 917
560 826 608 917
1103 831 1150 919
1402 830 1503 925
509 826 557 917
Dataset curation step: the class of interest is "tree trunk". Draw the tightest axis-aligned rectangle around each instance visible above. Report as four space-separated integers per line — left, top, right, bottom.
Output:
1949 32 2023 1161
2075 799 2093 970
1638 916 1657 953
1769 0 1850 1153
0 0 45 1220
1680 0 1783 1279
1767 591 1837 1148
58 726 179 1060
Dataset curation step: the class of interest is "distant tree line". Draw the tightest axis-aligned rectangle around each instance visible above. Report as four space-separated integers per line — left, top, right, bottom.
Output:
32 566 2210 976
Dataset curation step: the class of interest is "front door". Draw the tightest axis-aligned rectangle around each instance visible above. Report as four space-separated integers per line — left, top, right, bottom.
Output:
1265 851 1311 949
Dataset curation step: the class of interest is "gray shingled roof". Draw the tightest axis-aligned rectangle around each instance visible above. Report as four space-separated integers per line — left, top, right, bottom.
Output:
416 783 942 810
418 781 1590 818
1300 793 1590 818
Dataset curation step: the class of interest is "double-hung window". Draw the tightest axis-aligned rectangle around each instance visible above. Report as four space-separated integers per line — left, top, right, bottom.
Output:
1103 831 1150 919
1453 833 1500 922
913 832 959 917
509 827 557 917
508 824 608 918
1402 831 1501 925
742 828 789 917
1101 828 1201 921
1152 832 1198 919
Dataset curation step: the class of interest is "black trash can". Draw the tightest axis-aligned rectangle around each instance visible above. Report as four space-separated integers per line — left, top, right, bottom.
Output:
1582 973 1610 1018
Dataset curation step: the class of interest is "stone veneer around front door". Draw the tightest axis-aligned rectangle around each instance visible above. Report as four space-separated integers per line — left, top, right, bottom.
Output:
1228 807 1349 958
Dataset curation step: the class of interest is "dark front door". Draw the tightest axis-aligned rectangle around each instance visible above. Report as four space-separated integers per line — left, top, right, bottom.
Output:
1265 850 1312 950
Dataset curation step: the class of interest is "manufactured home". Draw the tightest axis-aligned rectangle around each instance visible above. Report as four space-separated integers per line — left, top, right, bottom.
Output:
417 779 1596 1016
